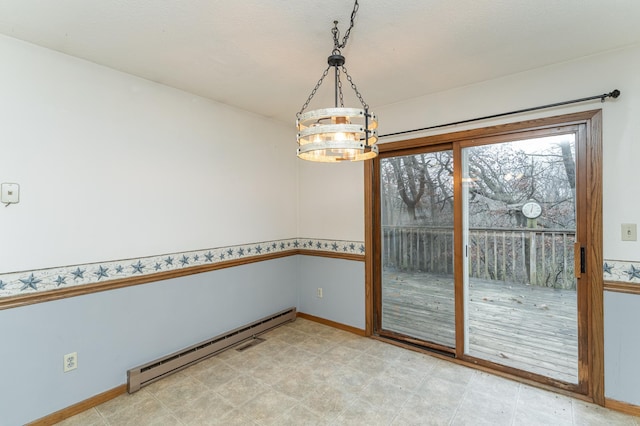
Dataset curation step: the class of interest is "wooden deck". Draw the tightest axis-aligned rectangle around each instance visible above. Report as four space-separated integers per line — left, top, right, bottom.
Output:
381 271 578 383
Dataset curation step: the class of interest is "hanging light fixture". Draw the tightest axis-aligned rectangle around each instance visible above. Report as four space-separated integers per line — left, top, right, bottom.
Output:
296 0 378 162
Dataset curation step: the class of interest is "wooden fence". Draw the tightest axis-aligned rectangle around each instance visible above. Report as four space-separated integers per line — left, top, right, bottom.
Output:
382 226 576 289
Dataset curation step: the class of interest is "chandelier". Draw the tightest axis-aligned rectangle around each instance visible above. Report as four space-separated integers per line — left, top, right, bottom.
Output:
296 0 378 162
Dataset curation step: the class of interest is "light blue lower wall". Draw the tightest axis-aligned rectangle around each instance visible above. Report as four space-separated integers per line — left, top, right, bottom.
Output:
0 256 298 426
604 291 640 406
7 254 639 424
296 255 365 330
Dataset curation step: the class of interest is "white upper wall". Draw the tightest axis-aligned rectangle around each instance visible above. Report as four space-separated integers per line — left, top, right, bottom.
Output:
299 44 640 262
297 160 365 241
3 32 639 270
0 35 297 273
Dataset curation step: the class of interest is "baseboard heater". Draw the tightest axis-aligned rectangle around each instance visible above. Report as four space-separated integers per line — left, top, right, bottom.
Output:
127 307 296 393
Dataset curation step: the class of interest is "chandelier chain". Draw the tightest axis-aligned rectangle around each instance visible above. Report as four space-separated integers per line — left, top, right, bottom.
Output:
341 65 368 109
297 0 362 115
332 0 359 51
297 65 331 116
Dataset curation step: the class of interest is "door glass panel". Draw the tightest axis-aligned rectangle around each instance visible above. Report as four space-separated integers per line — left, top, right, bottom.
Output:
380 151 455 348
462 135 578 383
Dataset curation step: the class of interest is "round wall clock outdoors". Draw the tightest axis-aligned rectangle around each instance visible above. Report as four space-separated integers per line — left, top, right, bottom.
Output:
522 201 542 219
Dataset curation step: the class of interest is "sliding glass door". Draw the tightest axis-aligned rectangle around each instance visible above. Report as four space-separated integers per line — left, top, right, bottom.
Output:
372 112 600 394
461 134 579 383
378 148 456 351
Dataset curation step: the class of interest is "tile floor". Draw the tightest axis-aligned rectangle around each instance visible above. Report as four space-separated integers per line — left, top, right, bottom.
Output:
59 318 639 425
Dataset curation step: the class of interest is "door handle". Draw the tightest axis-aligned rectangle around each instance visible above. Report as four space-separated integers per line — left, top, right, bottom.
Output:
574 243 585 278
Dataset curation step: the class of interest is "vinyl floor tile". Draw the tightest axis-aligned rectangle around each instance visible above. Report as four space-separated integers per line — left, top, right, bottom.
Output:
58 318 639 426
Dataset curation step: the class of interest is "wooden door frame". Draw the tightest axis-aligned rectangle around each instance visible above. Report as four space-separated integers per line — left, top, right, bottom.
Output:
364 110 603 404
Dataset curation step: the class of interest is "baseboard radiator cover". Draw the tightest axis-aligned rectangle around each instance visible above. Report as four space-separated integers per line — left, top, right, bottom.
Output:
127 307 297 393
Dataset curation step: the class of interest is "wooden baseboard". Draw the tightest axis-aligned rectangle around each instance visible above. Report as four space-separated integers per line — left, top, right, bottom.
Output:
605 398 640 417
296 312 366 336
27 384 126 426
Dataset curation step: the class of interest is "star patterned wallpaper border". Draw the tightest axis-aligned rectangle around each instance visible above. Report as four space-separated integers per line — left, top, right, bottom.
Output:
0 238 636 299
602 260 640 283
0 238 365 298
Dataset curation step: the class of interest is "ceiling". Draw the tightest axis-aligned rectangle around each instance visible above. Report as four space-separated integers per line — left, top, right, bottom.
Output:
1 1 639 124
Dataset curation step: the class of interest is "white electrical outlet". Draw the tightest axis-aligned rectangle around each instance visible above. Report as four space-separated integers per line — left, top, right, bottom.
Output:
317 287 323 298
1 183 20 205
64 352 78 372
621 224 637 241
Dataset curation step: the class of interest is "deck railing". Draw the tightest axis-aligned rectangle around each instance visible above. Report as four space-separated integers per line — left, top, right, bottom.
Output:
382 226 576 289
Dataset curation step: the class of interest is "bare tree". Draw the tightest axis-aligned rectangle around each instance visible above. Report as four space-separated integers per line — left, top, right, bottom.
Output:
389 156 426 221
381 136 576 229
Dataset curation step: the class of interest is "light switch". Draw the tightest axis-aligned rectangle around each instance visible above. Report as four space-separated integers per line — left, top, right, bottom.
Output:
1 183 20 204
621 223 637 241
